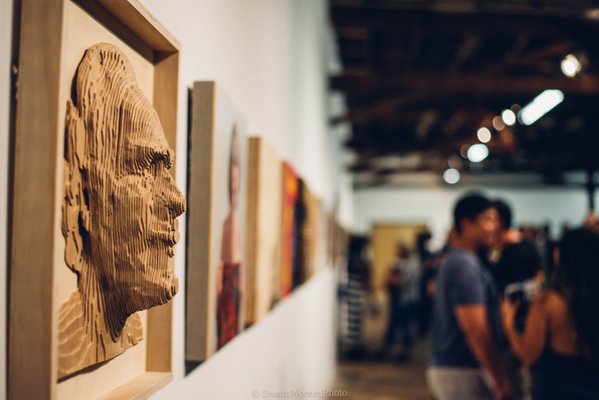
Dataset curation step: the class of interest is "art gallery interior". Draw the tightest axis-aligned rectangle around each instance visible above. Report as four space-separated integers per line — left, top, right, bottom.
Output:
2 0 599 399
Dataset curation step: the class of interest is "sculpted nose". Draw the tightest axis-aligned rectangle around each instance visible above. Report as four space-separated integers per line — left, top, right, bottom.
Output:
164 173 186 218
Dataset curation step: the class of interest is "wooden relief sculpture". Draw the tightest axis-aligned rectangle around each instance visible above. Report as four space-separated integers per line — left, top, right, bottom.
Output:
59 43 185 378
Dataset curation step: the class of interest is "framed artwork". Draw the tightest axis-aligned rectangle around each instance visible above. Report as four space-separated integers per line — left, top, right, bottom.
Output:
293 181 322 285
280 162 299 297
316 201 329 271
292 178 307 288
245 137 282 326
186 81 248 362
301 184 321 280
9 0 182 399
329 213 348 268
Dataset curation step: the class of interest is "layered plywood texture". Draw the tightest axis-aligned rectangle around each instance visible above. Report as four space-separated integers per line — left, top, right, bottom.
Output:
58 43 184 378
10 0 181 398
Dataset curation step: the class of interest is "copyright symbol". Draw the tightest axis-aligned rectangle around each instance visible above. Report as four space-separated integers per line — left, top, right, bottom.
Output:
252 390 260 398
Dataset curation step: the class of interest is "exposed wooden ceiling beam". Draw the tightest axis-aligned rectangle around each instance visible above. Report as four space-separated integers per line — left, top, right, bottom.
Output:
331 73 599 96
330 7 581 37
482 39 573 75
330 1 591 19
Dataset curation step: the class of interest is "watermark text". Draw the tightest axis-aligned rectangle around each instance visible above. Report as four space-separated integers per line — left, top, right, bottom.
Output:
251 388 348 398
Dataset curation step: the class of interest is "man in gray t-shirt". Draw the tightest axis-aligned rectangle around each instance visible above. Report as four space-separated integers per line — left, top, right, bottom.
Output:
427 193 512 400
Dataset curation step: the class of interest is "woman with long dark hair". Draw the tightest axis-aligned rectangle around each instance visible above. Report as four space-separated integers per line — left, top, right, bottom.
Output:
501 227 599 399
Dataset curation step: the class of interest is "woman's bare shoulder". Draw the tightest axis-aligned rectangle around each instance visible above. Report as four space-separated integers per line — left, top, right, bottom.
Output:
529 290 565 312
544 289 567 303
542 290 569 315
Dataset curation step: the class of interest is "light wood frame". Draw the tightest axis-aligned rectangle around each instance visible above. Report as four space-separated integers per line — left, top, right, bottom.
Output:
244 137 283 326
9 0 180 399
185 81 248 363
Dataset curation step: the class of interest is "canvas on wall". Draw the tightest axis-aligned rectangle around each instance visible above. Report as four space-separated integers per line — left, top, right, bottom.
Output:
302 185 321 279
292 178 307 288
186 81 248 362
280 162 299 297
245 137 283 326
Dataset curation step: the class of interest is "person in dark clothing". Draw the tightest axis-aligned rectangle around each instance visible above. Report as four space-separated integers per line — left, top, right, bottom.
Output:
418 230 455 338
385 243 417 356
384 254 403 348
489 198 539 400
501 228 599 400
416 231 433 337
339 236 371 358
428 193 512 400
495 241 543 333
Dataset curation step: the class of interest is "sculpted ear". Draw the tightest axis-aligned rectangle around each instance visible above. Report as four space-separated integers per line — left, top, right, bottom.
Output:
62 99 89 274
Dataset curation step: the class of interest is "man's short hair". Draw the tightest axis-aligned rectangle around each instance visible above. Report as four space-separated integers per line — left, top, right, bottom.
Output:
493 199 513 229
453 192 492 234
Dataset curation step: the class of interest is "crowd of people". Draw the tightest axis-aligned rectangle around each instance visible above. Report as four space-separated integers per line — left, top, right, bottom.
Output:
339 192 599 400
426 193 599 400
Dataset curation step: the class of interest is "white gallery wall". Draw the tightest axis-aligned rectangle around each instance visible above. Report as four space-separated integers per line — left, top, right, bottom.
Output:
0 0 349 399
355 187 596 249
137 0 343 398
1 2 596 399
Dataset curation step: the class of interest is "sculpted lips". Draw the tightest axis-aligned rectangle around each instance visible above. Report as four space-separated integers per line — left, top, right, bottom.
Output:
153 219 179 255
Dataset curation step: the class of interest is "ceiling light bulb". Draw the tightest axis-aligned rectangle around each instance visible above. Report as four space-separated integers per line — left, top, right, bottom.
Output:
443 168 460 184
492 116 505 131
501 109 516 126
561 54 581 78
467 143 489 162
518 90 564 126
477 127 491 143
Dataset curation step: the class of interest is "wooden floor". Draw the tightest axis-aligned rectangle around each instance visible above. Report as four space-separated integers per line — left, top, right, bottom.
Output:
332 340 432 400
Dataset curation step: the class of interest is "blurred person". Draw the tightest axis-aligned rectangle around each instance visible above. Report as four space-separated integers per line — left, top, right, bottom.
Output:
490 198 540 400
584 210 597 228
427 193 512 400
537 224 555 285
496 243 544 333
384 244 404 351
483 199 521 268
496 241 545 400
416 231 433 337
417 231 433 264
419 229 456 338
501 228 599 399
492 199 522 246
339 235 371 359
384 243 419 360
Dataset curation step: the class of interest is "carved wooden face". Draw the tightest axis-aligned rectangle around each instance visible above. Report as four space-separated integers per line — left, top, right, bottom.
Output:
87 84 183 311
64 43 184 314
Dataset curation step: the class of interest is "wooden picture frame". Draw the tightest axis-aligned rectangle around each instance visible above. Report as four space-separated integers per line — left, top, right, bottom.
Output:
301 184 321 280
9 0 180 399
244 137 283 326
185 81 248 362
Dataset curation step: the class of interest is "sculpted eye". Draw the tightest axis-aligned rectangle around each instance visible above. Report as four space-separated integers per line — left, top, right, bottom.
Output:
153 148 174 169
130 144 171 174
